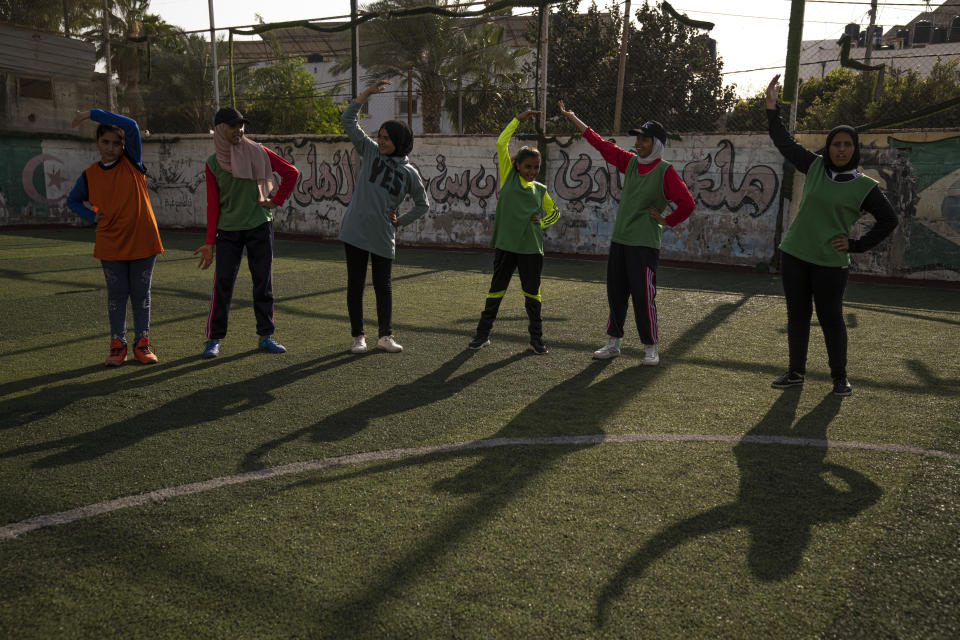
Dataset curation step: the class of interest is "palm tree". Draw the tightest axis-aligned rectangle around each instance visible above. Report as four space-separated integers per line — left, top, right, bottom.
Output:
80 0 180 125
338 0 524 133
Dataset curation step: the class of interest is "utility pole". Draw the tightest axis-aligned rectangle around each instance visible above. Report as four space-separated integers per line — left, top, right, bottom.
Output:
537 1 549 135
208 0 219 110
63 0 70 36
102 0 113 110
350 0 359 98
407 68 413 130
613 0 631 134
864 0 878 64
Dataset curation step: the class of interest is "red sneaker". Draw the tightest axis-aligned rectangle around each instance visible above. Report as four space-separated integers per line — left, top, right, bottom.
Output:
105 338 127 366
133 335 158 364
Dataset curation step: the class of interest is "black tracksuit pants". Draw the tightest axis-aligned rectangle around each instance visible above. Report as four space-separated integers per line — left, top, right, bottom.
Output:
605 242 659 345
206 221 275 340
780 251 849 380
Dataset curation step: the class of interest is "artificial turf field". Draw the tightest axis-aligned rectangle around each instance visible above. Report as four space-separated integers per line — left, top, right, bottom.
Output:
1 227 958 639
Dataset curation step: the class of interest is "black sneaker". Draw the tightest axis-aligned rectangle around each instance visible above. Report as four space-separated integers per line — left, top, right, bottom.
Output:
529 338 548 355
468 336 491 350
832 377 852 396
771 371 804 389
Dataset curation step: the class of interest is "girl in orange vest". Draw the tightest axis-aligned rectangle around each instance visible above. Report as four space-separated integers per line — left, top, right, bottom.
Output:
67 109 164 366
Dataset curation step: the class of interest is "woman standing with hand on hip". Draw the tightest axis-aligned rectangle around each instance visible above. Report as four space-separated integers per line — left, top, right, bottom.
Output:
765 74 898 396
194 107 300 358
557 100 695 365
339 80 430 354
467 108 561 355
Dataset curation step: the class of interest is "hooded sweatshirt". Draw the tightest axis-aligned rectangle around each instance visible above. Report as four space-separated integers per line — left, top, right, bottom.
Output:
338 101 430 259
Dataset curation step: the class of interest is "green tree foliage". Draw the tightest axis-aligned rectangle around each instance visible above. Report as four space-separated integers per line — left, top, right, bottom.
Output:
338 0 522 133
140 34 225 133
79 0 180 128
238 59 342 134
728 59 960 131
622 1 736 133
543 1 736 134
539 0 623 134
441 20 532 134
0 0 98 34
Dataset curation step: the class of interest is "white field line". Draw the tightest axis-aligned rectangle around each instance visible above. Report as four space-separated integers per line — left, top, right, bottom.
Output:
2 434 959 541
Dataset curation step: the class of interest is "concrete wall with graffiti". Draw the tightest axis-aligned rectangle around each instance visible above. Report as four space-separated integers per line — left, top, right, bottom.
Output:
2 129 957 282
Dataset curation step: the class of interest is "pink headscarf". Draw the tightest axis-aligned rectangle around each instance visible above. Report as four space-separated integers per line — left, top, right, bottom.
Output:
213 123 275 201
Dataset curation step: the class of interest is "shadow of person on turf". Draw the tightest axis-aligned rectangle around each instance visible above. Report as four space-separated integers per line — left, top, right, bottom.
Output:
241 349 527 470
0 352 359 468
277 298 753 636
594 390 883 626
0 352 253 432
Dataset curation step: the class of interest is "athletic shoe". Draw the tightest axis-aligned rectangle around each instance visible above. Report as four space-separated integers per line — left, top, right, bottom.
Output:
832 377 852 396
468 335 491 350
377 335 403 352
133 335 158 364
771 371 804 388
202 339 220 358
642 344 660 366
529 337 548 355
593 337 620 360
105 338 127 366
351 335 368 354
258 335 286 354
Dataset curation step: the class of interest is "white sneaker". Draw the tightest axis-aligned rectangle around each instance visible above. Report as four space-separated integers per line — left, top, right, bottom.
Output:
377 335 403 353
593 337 621 360
642 344 660 366
350 335 367 354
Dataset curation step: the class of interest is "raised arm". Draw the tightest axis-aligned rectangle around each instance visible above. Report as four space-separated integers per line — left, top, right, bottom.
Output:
341 80 390 156
497 110 540 183
765 75 816 174
557 100 587 134
75 109 145 170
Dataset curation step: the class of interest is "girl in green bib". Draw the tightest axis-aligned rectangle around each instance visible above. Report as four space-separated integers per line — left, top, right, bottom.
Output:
765 75 898 396
558 101 695 365
467 109 560 354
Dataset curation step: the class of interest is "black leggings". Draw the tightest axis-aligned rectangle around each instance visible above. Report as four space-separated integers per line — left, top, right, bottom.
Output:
344 242 393 338
780 251 849 379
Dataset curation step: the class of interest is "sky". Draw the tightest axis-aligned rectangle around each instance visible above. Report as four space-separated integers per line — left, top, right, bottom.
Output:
148 0 932 96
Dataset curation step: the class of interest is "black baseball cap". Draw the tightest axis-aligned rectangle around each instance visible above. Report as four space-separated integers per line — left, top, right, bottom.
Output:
628 120 667 145
214 107 249 126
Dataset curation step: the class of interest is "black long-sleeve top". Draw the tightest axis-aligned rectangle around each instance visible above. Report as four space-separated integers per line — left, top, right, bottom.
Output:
767 109 898 253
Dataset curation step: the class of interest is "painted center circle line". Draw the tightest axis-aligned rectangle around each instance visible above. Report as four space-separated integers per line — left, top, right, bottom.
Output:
2 433 958 541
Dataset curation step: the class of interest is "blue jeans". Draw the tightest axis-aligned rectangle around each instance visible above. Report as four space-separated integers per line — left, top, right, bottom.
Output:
100 255 157 342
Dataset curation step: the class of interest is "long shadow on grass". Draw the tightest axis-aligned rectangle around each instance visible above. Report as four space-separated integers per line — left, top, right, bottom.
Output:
0 353 252 431
0 352 359 468
594 390 883 626
242 349 527 470
271 298 751 636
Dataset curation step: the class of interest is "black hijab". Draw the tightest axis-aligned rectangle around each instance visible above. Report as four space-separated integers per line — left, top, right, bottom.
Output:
380 120 414 157
823 125 860 173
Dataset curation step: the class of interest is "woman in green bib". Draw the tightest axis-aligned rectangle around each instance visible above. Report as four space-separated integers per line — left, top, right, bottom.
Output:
765 75 898 396
558 101 695 365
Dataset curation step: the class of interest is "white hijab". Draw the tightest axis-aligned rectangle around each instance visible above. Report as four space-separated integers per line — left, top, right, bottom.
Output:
636 138 664 164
